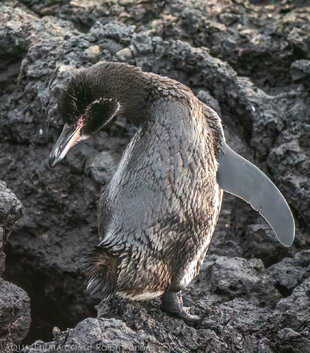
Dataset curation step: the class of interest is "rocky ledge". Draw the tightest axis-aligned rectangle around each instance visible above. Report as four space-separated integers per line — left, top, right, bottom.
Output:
0 0 309 352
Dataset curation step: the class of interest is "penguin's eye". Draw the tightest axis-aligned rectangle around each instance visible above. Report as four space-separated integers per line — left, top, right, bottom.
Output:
82 99 120 136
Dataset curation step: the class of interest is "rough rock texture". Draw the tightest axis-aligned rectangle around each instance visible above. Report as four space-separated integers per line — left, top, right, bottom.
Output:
0 181 22 276
0 181 30 351
0 279 31 352
0 0 309 352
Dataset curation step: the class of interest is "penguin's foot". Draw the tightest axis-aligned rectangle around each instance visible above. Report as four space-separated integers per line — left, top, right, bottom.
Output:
160 291 200 324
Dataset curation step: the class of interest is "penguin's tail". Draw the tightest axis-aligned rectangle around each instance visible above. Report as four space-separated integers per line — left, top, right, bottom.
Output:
86 246 121 298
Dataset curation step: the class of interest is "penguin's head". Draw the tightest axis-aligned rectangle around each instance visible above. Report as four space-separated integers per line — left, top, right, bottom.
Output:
48 70 121 168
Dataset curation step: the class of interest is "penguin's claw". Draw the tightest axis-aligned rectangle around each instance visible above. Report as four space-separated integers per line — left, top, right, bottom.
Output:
177 307 201 323
161 303 201 324
161 291 201 325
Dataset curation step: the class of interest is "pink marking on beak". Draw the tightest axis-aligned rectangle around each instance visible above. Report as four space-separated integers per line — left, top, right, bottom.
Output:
77 116 85 129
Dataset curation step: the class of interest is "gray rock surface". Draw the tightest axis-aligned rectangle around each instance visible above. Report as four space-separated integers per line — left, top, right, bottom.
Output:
0 279 31 352
0 181 30 351
0 0 309 352
0 180 22 276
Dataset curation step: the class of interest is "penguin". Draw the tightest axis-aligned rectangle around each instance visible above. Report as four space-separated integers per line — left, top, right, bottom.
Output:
48 62 295 322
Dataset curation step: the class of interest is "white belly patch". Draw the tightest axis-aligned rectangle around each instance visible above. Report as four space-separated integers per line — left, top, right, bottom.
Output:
117 291 164 301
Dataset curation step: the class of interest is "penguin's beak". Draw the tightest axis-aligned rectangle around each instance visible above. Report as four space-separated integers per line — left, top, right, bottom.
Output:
48 124 82 168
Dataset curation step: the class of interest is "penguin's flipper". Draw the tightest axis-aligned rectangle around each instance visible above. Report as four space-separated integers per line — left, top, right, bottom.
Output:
216 142 295 247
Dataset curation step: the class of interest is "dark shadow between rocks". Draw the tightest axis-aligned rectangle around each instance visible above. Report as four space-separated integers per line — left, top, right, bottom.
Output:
3 242 97 344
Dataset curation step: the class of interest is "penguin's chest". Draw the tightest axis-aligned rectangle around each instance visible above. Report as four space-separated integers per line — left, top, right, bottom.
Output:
107 121 219 233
